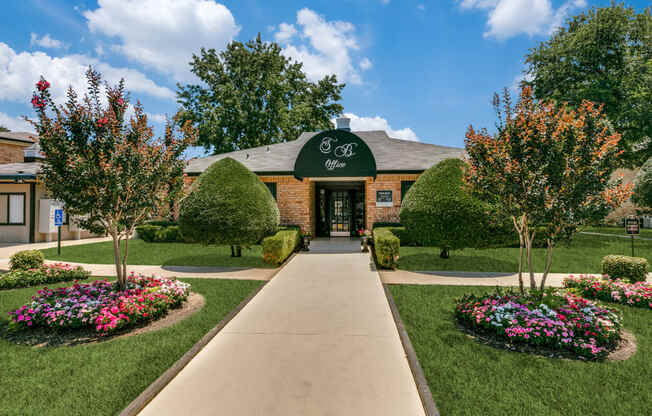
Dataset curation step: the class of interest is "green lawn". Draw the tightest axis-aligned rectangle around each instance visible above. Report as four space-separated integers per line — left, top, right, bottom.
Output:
398 233 652 273
389 284 652 416
41 239 273 268
0 278 263 416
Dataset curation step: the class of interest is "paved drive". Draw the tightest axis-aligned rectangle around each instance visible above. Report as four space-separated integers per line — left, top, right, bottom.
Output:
139 253 425 416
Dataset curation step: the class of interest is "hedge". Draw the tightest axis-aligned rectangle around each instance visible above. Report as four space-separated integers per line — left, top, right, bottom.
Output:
0 263 90 290
262 229 301 266
9 250 45 271
602 255 649 282
373 227 400 269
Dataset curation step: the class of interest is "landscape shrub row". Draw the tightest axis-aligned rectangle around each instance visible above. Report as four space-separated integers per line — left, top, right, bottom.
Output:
8 273 190 335
262 228 301 265
455 290 622 360
373 227 400 269
601 255 649 282
0 263 90 290
136 224 185 243
564 275 651 309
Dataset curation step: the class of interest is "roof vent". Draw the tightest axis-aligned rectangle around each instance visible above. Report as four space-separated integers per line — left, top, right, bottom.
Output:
335 117 351 131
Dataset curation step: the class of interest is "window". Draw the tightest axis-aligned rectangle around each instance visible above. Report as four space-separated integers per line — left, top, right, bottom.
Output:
401 181 415 201
265 182 277 201
0 193 26 225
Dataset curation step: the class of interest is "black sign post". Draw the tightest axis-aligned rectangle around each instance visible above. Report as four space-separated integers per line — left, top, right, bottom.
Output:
625 216 639 257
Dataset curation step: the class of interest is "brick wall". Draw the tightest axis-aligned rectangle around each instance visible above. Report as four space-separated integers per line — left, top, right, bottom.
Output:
365 173 420 228
0 143 25 164
260 176 313 233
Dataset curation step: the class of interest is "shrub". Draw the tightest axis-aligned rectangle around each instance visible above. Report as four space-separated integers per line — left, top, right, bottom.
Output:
455 290 622 360
262 229 301 265
0 263 90 290
179 158 280 253
9 250 44 271
8 274 189 335
602 255 649 282
564 275 651 309
400 159 494 257
374 227 400 269
155 225 183 242
135 224 161 242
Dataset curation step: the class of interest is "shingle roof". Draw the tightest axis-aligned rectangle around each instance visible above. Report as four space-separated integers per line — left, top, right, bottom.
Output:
0 162 41 179
185 130 465 174
0 131 38 145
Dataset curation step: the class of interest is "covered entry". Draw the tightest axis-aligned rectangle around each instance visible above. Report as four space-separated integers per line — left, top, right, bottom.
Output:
315 181 365 237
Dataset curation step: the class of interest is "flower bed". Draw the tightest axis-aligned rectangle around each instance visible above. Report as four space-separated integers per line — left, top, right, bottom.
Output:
0 263 90 290
8 273 190 335
455 290 622 360
564 275 652 309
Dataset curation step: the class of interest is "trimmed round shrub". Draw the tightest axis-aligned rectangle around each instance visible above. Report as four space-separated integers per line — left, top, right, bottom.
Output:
400 158 491 257
9 250 44 271
179 157 280 247
602 255 649 282
632 156 652 210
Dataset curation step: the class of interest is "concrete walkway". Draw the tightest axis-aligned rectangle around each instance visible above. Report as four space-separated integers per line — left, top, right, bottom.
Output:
0 236 112 259
139 253 425 416
380 269 652 286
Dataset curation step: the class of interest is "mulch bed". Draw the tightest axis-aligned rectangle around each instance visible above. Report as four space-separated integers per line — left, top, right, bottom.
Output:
0 292 205 348
458 324 637 362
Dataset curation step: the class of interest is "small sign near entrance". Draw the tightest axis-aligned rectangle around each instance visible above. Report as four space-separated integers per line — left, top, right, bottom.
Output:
625 216 640 235
54 209 64 227
376 190 393 207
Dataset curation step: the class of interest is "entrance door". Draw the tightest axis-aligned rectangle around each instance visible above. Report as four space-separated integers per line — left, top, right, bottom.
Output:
330 191 352 237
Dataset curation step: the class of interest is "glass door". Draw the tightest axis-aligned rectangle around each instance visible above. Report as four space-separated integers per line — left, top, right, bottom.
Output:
330 191 351 236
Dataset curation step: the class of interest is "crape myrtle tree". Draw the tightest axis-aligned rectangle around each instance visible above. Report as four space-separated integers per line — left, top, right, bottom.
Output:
465 86 631 293
177 34 344 154
28 68 196 290
524 3 652 166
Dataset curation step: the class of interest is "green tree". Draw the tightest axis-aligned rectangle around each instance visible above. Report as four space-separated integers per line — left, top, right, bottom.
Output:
633 157 652 211
465 87 631 293
178 157 279 256
400 159 490 259
524 2 652 166
177 34 344 154
0 125 9 132
28 68 196 289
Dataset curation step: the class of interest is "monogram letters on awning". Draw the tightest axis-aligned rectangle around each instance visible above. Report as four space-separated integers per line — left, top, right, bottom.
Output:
293 130 377 179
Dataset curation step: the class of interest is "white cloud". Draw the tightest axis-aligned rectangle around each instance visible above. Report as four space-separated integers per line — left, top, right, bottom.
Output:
0 111 34 132
459 0 587 39
84 0 240 81
0 42 175 105
30 33 65 49
334 113 419 142
359 57 372 71
274 8 369 85
146 113 168 124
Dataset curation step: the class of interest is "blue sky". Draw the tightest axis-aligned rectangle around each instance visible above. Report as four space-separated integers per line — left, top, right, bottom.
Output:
0 0 648 156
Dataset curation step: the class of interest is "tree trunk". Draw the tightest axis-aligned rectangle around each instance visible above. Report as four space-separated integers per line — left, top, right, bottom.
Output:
122 234 129 285
439 248 449 259
231 245 236 257
236 245 242 257
525 228 536 291
539 241 555 292
512 216 525 294
111 231 124 290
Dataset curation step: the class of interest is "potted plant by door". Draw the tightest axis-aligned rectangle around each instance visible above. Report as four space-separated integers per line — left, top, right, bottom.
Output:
302 228 312 251
359 229 371 252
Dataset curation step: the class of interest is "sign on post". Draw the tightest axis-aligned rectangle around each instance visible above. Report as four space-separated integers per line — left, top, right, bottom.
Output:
54 208 63 255
376 190 393 207
625 216 639 257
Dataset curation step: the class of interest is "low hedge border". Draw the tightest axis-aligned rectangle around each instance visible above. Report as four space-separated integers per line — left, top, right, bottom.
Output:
373 227 400 269
135 224 185 243
262 229 301 266
0 263 90 290
602 255 649 282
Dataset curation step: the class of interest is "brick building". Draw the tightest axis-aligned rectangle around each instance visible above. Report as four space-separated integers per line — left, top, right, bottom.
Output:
185 118 465 237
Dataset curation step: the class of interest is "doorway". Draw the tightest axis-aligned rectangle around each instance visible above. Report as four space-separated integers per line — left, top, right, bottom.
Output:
315 182 365 237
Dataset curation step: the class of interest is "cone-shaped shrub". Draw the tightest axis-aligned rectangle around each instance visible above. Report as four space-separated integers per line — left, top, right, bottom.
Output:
400 158 489 257
179 157 280 247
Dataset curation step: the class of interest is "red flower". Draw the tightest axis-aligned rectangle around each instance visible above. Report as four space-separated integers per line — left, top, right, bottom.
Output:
36 79 50 92
31 94 46 109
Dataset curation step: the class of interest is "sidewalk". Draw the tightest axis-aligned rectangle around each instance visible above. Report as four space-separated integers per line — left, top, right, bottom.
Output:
139 253 425 416
0 237 112 259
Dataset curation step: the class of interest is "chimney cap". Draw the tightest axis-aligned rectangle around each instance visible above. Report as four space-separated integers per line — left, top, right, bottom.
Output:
335 117 351 131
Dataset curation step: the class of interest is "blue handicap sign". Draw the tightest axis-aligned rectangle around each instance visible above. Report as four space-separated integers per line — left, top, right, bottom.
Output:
54 209 64 227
